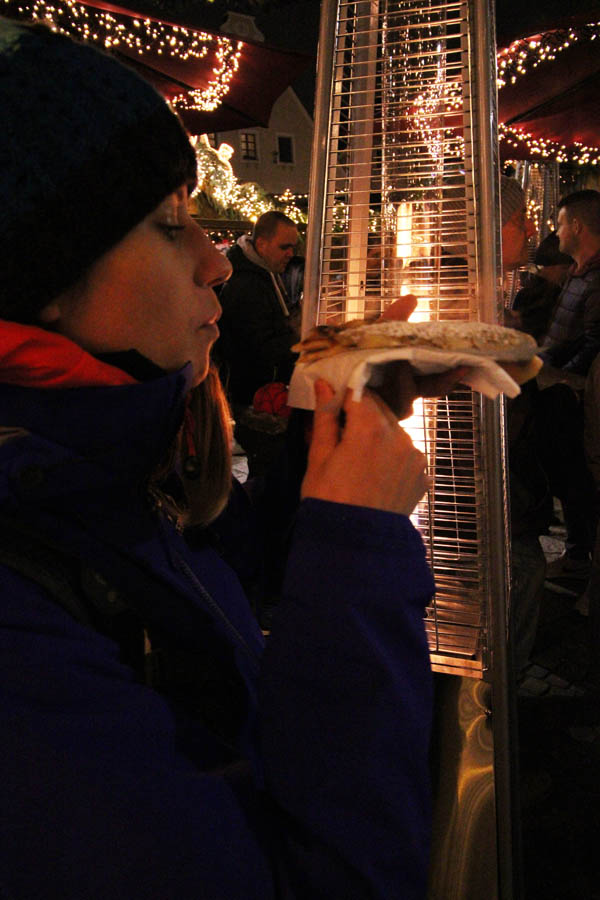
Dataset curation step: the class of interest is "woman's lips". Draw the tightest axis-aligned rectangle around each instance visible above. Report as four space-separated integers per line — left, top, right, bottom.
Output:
200 322 219 340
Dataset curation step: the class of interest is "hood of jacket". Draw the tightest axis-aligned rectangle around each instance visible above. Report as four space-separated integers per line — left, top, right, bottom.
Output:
0 321 193 511
226 238 273 279
226 239 290 317
236 234 273 272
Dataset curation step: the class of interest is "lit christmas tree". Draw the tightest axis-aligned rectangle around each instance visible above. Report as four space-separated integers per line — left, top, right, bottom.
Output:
190 135 307 224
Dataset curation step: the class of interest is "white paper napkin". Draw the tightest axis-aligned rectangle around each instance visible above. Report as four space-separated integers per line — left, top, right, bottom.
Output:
288 346 522 412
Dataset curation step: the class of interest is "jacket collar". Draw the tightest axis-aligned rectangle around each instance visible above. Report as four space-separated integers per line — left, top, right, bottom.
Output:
573 247 600 277
0 320 138 389
0 321 193 484
233 237 290 316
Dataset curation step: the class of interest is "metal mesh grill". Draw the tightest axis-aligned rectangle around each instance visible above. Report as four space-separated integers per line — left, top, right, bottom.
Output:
306 0 508 676
320 0 476 325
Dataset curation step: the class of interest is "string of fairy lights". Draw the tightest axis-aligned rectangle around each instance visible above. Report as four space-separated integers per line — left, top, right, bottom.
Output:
412 78 464 164
2 0 242 112
191 136 307 226
4 0 598 219
496 20 600 166
411 20 600 168
500 124 600 168
497 20 599 87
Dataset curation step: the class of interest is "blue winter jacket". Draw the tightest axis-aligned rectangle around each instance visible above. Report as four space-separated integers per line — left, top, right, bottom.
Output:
0 359 435 899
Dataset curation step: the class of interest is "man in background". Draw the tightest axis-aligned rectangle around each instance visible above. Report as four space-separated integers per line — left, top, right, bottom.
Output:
217 211 299 408
499 176 549 671
537 190 600 578
539 190 600 384
511 232 573 341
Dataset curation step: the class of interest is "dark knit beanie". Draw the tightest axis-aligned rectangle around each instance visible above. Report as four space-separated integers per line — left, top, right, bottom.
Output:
0 17 197 323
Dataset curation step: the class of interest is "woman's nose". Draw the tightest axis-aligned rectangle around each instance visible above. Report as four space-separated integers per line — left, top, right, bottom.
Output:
195 228 232 286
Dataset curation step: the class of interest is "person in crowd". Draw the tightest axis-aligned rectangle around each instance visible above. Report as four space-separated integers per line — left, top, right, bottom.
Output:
539 190 600 379
217 211 300 407
280 252 305 322
500 175 535 272
499 177 550 672
535 190 600 578
0 18 465 899
511 231 573 341
432 178 533 552
584 353 600 681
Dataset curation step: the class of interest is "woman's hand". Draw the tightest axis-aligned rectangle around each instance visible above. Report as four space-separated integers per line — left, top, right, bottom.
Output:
375 295 471 418
373 360 471 420
379 295 419 322
301 380 430 516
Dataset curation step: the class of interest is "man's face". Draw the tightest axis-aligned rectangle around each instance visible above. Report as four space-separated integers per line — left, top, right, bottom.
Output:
556 206 578 259
502 204 535 271
255 223 298 273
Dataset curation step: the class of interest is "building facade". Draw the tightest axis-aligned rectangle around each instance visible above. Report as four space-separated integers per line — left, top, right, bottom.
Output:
213 13 314 197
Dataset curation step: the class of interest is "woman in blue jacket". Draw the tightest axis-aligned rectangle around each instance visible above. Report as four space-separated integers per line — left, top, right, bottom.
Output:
1 18 440 899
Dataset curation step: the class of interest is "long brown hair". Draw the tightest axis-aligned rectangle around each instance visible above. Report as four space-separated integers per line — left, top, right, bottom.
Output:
181 365 233 527
150 365 233 529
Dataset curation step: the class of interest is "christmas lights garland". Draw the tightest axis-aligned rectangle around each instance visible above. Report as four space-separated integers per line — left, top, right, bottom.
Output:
2 0 242 112
413 20 600 167
497 20 599 87
495 20 600 165
191 136 307 224
499 124 600 167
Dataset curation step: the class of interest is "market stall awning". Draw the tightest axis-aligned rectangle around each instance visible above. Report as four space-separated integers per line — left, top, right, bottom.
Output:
3 0 312 134
497 18 600 162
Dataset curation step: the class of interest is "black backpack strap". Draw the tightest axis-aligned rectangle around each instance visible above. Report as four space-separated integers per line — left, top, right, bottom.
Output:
0 513 247 750
0 514 145 672
0 516 95 626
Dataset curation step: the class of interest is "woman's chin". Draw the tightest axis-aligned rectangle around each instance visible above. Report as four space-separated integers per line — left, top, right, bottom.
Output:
192 359 211 386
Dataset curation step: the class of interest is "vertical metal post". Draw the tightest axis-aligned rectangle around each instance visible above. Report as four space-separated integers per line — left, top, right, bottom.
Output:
472 0 520 896
302 0 338 337
345 1 379 316
304 1 521 894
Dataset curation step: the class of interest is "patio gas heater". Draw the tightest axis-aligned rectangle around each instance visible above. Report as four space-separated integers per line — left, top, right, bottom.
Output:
304 1 520 897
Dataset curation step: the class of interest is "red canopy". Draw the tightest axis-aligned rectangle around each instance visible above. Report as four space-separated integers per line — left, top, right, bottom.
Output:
4 0 311 133
497 19 600 159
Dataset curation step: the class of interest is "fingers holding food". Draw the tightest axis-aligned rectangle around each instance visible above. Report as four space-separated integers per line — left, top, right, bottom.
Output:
292 319 541 414
302 386 429 516
379 295 418 322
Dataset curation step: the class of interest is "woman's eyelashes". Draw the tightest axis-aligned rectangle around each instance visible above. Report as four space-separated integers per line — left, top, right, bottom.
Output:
159 223 186 242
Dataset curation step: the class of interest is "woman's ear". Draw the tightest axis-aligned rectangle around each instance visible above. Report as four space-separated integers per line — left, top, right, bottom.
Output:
38 302 62 324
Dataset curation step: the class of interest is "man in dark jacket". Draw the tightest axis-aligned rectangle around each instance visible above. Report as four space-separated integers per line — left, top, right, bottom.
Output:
511 232 573 341
540 190 600 379
536 190 600 577
217 211 300 406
